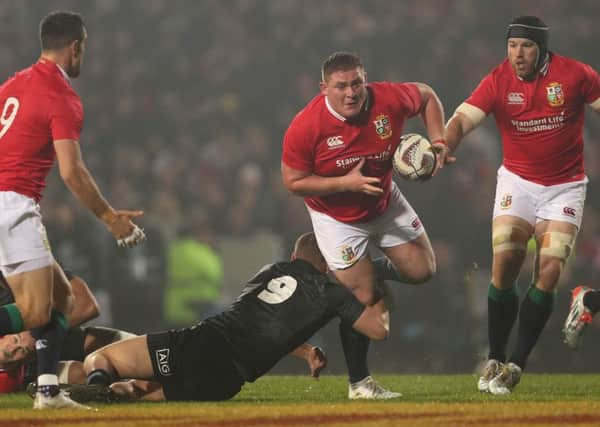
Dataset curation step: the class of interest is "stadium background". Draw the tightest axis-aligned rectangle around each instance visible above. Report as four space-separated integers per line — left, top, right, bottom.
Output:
1 0 598 375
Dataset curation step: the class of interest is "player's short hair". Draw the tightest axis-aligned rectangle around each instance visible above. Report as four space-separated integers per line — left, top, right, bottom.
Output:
293 232 319 256
321 51 364 82
39 11 86 51
293 232 326 267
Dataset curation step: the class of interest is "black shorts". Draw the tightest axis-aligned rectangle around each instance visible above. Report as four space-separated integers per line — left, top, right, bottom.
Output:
146 323 244 401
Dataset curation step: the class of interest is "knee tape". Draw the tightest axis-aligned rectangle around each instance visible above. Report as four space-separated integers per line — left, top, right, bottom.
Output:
492 225 530 254
539 231 576 261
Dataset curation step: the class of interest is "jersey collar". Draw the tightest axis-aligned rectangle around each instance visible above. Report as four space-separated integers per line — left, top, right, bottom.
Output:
55 63 72 84
38 58 72 84
325 96 347 122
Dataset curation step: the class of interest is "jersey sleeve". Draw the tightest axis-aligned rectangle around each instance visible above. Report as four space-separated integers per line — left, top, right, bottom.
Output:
50 93 84 141
388 83 422 118
325 283 365 325
579 62 600 105
465 73 497 114
282 116 314 172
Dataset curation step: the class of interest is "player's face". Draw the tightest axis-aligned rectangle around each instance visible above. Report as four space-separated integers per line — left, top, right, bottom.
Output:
0 333 34 365
507 37 538 80
320 67 368 119
68 28 87 78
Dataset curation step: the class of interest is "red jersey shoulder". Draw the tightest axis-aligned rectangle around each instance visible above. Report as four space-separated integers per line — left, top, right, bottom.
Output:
549 54 599 98
368 82 422 116
469 60 533 113
288 95 324 129
282 94 327 171
284 94 326 142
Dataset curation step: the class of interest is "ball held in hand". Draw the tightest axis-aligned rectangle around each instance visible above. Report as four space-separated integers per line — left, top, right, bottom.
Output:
392 133 436 181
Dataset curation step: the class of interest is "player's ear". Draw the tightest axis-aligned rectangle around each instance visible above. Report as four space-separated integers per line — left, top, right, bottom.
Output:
319 80 328 95
290 251 297 261
71 39 82 57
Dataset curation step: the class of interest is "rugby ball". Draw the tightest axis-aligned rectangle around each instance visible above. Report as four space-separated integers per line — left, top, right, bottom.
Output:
392 133 436 181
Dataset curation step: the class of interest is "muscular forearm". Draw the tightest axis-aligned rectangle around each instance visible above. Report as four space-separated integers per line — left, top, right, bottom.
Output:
420 93 445 142
445 115 466 154
289 343 313 360
445 105 485 154
61 165 116 224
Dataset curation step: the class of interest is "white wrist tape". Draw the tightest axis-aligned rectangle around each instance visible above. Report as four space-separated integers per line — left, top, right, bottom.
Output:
117 225 146 248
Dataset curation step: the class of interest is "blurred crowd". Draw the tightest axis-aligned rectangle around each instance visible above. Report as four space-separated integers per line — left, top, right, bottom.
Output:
1 0 599 373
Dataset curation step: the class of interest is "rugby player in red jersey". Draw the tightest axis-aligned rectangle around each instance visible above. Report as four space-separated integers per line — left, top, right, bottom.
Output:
0 11 145 409
281 52 448 398
444 16 600 394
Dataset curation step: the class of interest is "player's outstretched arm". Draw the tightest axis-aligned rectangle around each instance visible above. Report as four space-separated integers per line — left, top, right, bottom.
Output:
412 82 449 175
289 344 327 378
444 103 486 158
54 139 145 247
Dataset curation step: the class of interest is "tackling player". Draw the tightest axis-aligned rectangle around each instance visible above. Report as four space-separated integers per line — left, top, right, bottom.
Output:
281 51 448 398
444 16 600 394
0 11 145 409
78 232 392 402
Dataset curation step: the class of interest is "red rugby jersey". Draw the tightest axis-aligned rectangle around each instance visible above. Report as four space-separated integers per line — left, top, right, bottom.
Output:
282 82 422 223
465 53 600 185
0 59 83 201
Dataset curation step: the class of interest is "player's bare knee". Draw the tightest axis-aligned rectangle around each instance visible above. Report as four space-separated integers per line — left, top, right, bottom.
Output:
83 352 101 374
356 287 378 306
409 259 436 284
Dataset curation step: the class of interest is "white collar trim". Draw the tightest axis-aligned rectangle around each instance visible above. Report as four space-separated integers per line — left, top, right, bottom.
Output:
55 63 71 83
325 96 347 122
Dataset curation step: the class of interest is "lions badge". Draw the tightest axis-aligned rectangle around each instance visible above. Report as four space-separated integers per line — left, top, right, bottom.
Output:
546 82 564 107
373 114 392 140
500 194 512 210
340 245 356 265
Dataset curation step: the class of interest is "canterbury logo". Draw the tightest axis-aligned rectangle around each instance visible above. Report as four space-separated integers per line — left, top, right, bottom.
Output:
326 136 344 149
155 348 172 376
507 92 525 105
563 207 576 217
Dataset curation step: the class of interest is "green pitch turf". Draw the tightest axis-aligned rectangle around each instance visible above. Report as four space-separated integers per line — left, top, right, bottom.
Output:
1 374 600 426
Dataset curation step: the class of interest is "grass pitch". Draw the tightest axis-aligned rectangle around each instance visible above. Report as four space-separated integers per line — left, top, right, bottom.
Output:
1 374 600 426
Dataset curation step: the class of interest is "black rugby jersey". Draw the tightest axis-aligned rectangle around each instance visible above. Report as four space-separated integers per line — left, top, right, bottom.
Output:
203 259 364 382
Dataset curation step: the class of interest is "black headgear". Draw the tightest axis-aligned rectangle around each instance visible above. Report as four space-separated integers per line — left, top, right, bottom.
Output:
506 16 549 70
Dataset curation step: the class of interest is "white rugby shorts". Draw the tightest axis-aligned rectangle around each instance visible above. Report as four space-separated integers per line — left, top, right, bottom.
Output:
0 191 53 275
307 182 425 270
493 166 587 228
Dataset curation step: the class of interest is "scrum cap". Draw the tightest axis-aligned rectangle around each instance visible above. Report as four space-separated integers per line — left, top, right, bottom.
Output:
506 16 549 69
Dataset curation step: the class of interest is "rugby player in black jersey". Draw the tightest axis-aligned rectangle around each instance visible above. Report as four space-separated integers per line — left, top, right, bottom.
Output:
82 232 391 402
